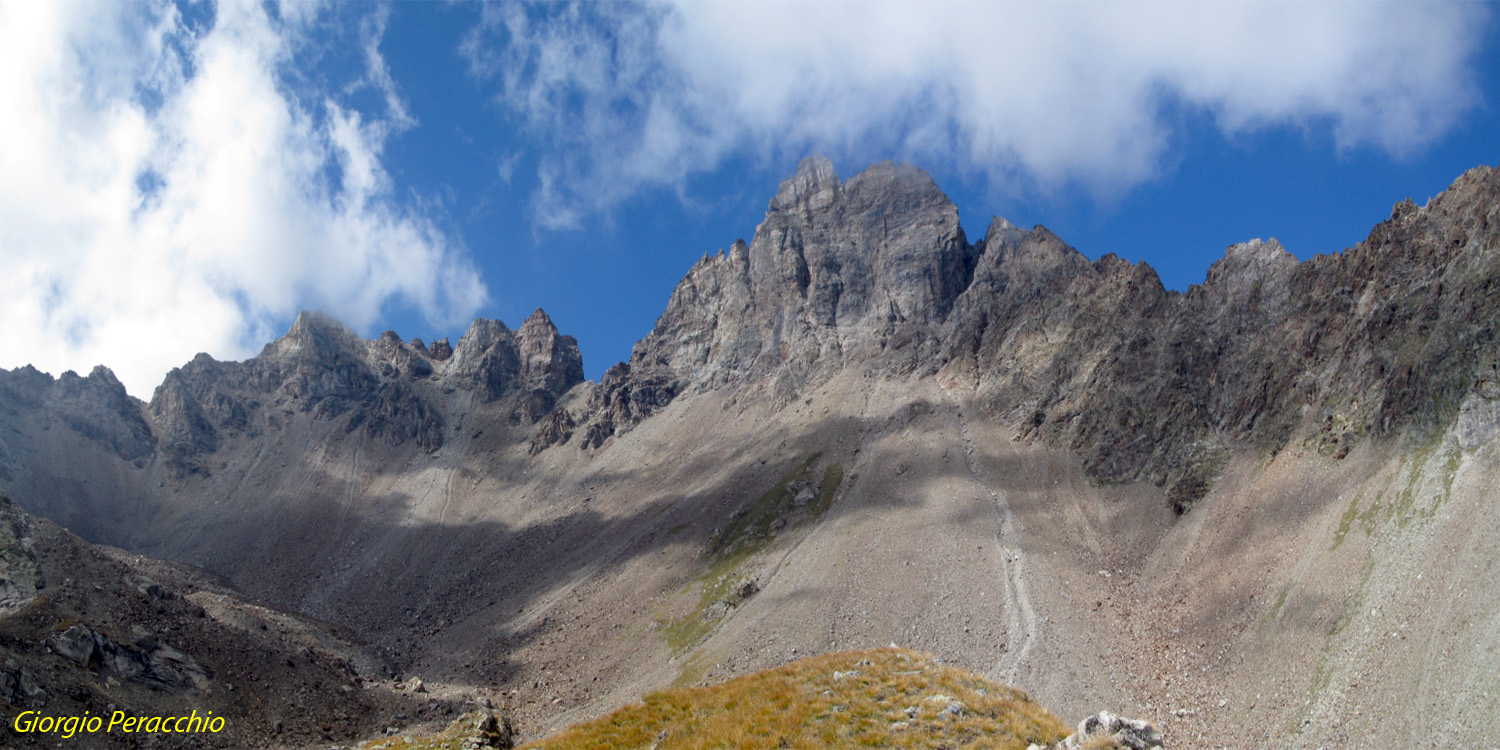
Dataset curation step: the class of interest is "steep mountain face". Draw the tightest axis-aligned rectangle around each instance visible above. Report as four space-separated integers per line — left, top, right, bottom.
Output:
584 157 1500 510
1 159 1498 749
576 158 976 447
149 307 584 469
944 167 1498 507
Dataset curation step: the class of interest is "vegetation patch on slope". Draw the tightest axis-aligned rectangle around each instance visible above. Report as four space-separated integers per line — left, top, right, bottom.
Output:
658 454 842 655
518 648 1068 750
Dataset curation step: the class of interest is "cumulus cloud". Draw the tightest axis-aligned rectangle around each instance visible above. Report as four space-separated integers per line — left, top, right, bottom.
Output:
465 0 1487 228
0 0 487 397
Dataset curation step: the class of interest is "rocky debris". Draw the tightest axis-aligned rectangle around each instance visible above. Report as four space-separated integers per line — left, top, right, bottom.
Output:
47 622 210 691
939 699 968 718
0 662 47 706
0 498 42 611
1028 711 1164 750
702 579 760 622
126 573 170 600
0 495 451 748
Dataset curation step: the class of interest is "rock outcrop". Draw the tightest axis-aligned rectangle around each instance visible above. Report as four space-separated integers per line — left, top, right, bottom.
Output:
450 309 584 421
1029 711 1164 750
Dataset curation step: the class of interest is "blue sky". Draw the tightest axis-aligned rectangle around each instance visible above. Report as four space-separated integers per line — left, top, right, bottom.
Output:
2 1 1497 396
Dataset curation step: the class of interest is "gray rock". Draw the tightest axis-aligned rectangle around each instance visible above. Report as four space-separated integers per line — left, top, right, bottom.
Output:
46 623 209 692
1029 711 1164 750
0 499 42 611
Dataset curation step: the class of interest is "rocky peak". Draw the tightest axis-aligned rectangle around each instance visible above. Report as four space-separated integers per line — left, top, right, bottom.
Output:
516 309 585 396
1190 238 1298 321
1206 238 1295 284
372 330 434 380
974 221 1092 291
448 314 583 410
768 156 841 214
0 365 155 465
260 310 363 362
518 308 558 339
574 157 978 442
748 158 973 330
448 319 520 402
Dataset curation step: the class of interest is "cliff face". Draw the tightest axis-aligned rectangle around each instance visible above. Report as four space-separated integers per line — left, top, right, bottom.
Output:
7 160 1493 511
625 158 974 387
581 160 1500 508
948 165 1499 506
141 309 585 475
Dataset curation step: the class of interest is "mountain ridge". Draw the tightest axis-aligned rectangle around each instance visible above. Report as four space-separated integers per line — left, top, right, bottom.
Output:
1 158 1497 748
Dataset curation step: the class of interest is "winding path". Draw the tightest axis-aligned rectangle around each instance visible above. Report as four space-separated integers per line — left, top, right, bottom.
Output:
954 403 1040 683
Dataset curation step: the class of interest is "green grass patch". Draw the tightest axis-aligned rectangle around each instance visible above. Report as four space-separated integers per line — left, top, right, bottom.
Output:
1390 435 1463 527
658 454 843 657
671 649 717 689
1331 487 1366 551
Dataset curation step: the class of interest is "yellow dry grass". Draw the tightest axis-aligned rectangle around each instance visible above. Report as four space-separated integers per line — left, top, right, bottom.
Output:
517 647 1068 750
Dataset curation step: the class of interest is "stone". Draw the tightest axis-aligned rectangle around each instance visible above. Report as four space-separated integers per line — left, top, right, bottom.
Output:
45 623 208 692
1030 711 1164 750
464 712 514 749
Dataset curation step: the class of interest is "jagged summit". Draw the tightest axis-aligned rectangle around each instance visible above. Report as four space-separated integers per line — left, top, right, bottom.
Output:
570 157 1500 509
768 155 841 212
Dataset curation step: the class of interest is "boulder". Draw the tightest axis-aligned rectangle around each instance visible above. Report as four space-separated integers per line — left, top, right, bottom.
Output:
1028 711 1163 750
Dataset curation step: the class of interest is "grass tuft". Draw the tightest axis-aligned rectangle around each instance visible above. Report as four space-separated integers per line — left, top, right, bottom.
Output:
517 648 1068 750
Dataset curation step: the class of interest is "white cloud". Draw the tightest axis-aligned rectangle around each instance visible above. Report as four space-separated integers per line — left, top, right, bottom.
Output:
466 0 1487 226
0 0 487 397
